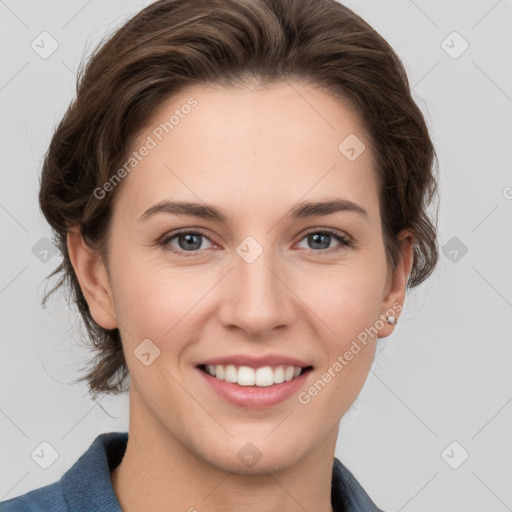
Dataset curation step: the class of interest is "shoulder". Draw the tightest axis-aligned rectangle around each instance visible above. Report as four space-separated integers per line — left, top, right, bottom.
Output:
0 432 127 512
331 457 385 512
0 481 67 512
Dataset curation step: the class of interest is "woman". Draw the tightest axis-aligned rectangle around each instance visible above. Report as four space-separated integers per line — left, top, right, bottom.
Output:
0 0 438 510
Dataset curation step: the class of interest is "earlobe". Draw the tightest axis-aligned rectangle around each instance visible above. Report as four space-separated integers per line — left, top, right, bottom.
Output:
377 229 414 338
67 227 118 330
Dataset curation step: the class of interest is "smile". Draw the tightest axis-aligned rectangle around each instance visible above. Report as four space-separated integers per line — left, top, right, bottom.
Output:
199 364 313 387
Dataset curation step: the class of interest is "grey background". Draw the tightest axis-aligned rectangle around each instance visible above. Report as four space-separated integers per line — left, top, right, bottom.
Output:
1 0 511 510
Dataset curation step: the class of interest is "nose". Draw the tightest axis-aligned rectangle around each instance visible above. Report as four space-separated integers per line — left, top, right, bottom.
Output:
217 243 297 337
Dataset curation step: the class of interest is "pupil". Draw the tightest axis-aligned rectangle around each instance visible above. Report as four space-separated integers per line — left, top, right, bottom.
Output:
309 233 330 250
180 234 201 251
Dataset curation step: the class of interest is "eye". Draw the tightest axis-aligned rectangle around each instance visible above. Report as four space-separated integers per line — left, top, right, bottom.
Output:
161 230 215 255
159 227 352 256
296 229 352 251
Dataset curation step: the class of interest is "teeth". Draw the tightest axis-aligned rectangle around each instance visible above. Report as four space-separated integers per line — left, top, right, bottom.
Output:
215 364 224 380
255 367 274 387
204 364 305 386
224 364 237 383
284 366 295 381
273 366 284 384
238 366 255 386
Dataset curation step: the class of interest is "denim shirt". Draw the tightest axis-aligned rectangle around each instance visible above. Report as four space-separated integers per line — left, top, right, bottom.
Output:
0 432 384 511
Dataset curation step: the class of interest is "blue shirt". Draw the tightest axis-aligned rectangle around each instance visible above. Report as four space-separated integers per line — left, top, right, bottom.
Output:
0 432 384 511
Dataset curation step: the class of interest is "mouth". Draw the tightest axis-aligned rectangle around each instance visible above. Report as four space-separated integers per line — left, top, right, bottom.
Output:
198 363 314 387
195 354 315 408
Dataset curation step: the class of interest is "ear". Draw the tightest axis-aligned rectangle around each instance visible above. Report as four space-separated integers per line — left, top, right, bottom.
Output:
377 229 414 338
67 226 118 330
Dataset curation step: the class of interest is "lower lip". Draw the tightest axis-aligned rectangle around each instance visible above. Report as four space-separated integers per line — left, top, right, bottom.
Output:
197 368 311 408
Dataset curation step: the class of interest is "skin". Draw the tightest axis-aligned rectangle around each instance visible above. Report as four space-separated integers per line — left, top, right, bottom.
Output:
68 81 413 512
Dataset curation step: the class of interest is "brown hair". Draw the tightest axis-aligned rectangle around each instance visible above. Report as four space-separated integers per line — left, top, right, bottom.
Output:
40 0 439 398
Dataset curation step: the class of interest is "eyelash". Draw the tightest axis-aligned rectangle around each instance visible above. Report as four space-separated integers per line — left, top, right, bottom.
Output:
158 227 353 257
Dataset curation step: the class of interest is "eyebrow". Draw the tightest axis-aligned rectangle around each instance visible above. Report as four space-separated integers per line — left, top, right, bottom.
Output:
138 198 368 223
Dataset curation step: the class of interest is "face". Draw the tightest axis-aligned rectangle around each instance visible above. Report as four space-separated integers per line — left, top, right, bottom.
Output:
71 81 410 474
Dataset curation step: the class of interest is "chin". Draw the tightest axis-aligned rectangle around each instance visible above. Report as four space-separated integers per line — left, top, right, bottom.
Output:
195 434 310 475
212 451 302 475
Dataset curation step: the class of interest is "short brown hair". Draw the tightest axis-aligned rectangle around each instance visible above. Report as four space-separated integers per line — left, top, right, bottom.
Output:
40 0 439 398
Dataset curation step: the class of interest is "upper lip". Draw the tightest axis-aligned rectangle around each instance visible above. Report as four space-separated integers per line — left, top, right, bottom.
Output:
197 354 312 368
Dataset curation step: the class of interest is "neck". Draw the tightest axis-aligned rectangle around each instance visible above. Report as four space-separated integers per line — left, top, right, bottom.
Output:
111 391 337 512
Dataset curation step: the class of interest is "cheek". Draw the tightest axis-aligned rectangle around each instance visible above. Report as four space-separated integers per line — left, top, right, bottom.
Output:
293 256 387 405
108 242 209 338
298 271 385 415
297 257 387 340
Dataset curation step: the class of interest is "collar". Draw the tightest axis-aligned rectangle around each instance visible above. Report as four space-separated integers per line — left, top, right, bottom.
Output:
61 432 125 511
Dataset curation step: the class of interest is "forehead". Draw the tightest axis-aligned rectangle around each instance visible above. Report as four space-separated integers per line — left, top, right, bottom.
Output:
116 82 379 223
